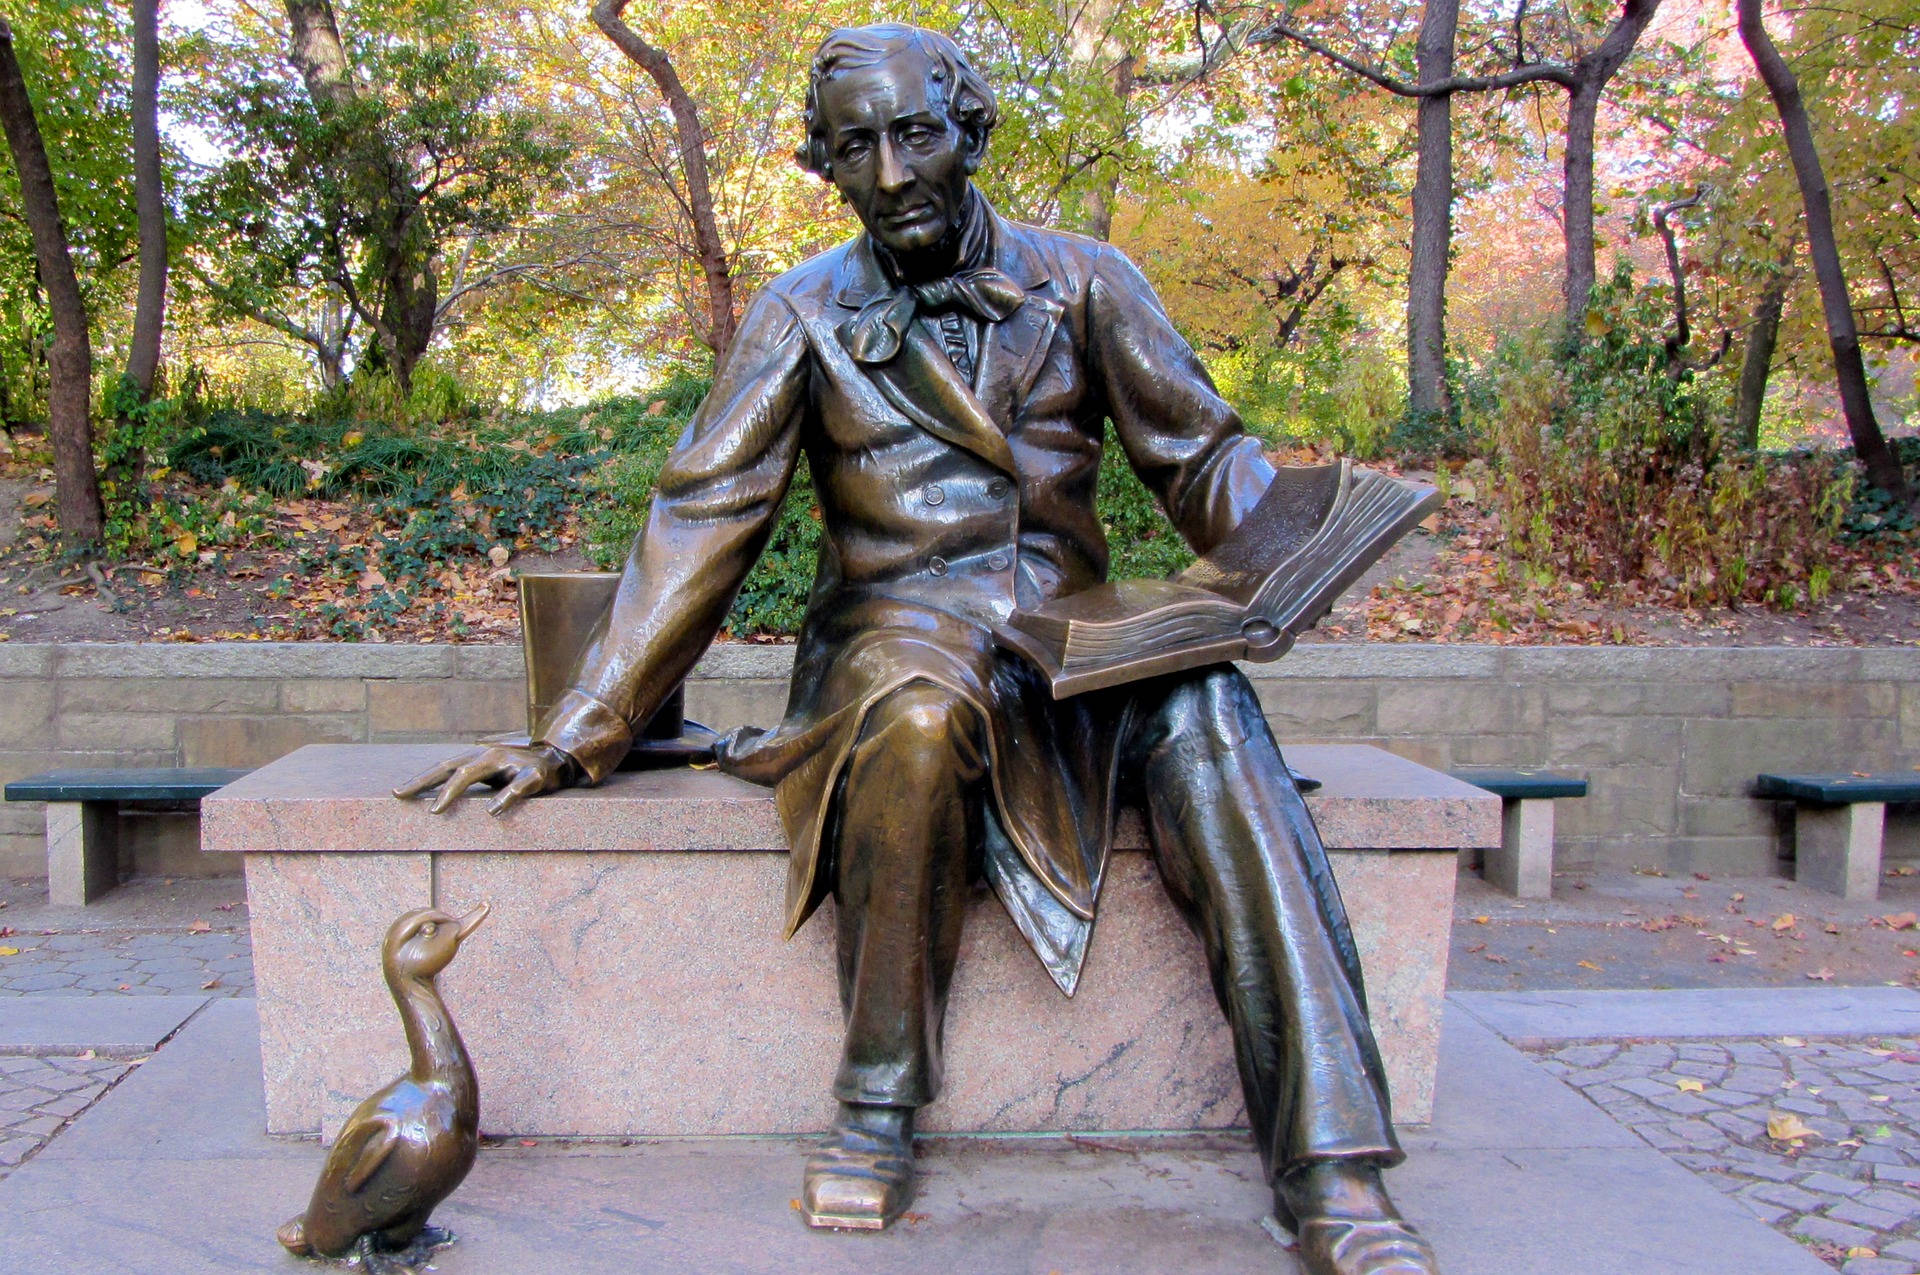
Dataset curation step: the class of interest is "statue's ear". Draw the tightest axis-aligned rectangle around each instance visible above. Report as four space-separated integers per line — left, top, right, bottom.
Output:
959 125 988 176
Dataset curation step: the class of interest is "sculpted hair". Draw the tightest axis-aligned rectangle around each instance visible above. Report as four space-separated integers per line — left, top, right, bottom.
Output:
798 24 998 180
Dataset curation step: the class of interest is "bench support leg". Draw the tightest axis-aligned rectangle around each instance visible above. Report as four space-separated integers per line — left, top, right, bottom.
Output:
1485 797 1554 899
45 802 119 906
1795 802 1884 901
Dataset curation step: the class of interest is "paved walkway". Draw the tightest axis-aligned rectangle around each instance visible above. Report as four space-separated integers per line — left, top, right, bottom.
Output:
2 871 1918 1271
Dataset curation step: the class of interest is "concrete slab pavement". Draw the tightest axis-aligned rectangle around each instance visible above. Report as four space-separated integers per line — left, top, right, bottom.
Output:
0 993 206 1054
1454 986 1920 1045
0 997 1840 1275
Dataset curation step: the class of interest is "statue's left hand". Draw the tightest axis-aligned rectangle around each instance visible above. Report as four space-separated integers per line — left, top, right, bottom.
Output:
392 744 571 817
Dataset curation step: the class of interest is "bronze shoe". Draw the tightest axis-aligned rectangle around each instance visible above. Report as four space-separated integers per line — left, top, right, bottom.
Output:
1275 1161 1438 1275
799 1106 915 1231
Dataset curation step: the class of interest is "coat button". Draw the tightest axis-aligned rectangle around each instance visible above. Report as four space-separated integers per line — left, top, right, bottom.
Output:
988 553 1009 571
924 485 945 506
929 556 948 576
988 478 1010 498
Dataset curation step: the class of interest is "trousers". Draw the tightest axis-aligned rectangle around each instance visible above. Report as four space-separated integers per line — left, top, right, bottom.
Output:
827 664 1402 1179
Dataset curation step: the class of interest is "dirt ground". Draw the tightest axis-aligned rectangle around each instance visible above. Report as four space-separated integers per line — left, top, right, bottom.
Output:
0 465 1915 647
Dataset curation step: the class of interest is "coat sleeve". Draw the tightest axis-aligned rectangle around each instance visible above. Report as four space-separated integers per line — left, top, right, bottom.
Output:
1085 243 1274 556
535 291 810 782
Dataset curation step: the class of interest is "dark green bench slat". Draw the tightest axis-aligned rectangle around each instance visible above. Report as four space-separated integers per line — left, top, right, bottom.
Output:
1754 773 1920 805
4 768 250 803
1449 768 1588 801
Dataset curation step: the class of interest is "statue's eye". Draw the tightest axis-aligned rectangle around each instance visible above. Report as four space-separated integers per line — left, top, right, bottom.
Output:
420 922 437 938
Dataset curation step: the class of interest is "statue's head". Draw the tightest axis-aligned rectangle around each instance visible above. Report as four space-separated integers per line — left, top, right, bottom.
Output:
799 24 998 262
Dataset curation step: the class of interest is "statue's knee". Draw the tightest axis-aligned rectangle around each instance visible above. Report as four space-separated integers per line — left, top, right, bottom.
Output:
1150 665 1262 753
864 682 985 772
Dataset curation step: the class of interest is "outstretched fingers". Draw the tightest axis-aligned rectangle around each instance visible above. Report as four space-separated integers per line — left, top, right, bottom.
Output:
488 767 549 817
428 754 509 815
392 755 470 802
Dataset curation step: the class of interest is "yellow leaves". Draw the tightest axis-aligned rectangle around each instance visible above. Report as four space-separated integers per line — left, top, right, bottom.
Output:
1577 960 1604 972
1675 1078 1705 1093
187 920 212 934
173 531 199 556
0 947 18 957
21 490 51 508
487 545 511 567
1772 913 1796 930
341 430 364 448
1766 1112 1819 1142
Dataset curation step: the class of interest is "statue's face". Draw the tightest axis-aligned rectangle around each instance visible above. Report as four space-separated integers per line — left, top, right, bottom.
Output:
815 51 978 260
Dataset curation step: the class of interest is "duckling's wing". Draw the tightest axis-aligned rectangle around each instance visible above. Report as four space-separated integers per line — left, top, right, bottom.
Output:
338 1119 400 1195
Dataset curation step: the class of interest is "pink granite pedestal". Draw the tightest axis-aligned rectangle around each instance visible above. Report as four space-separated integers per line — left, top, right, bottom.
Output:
204 743 1496 1140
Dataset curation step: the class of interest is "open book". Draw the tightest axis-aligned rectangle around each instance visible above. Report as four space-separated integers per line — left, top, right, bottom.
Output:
999 461 1441 697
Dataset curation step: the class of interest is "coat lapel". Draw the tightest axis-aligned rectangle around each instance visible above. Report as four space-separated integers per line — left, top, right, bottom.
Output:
833 206 1059 467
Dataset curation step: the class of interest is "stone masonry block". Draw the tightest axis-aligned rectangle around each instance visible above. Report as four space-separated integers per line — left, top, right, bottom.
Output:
1660 836 1781 877
1254 645 1500 679
682 680 789 733
0 644 56 676
1446 734 1541 766
1540 681 1731 717
57 712 177 751
58 677 280 715
281 679 368 714
1560 766 1676 840
1547 716 1681 767
1796 802 1884 900
1376 682 1528 736
1903 685 1920 749
178 714 360 768
1858 649 1920 680
1729 681 1898 719
1251 678 1376 735
0 681 54 745
366 679 522 736
55 642 456 679
690 644 797 679
448 644 525 680
1680 796 1786 839
1682 717 1900 797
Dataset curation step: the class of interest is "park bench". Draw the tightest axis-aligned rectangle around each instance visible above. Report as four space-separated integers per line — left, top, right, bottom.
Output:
4 768 251 906
1754 772 1920 901
1448 767 1589 899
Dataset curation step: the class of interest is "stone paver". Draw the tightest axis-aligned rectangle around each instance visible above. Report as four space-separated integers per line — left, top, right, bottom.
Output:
0 927 252 997
0 1054 131 1178
1538 1036 1920 1272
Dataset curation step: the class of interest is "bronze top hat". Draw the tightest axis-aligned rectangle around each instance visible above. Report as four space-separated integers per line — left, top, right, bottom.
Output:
506 571 718 768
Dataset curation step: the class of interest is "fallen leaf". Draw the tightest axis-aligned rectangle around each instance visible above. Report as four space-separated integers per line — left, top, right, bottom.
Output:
488 545 511 567
1465 943 1487 953
1483 953 1509 964
1846 1248 1878 1259
201 977 221 990
1676 1078 1705 1093
1577 960 1603 971
1882 912 1917 931
1772 913 1797 931
78 1048 96 1061
1767 1112 1819 1141
1778 1036 1807 1047
1472 915 1490 925
519 1139 538 1147
0 946 16 956
1824 923 1840 935
1869 1094 1891 1103
1731 892 1746 903
1806 968 1835 981
186 920 211 934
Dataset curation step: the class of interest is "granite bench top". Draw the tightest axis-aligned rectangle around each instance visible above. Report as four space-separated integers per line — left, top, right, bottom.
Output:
1754 772 1920 805
204 743 1500 855
5 767 252 803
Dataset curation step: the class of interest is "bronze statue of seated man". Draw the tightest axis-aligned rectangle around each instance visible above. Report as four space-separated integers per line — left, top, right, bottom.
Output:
400 24 1436 1275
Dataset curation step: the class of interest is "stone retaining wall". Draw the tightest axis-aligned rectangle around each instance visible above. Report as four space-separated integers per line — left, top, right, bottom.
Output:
1 642 1914 880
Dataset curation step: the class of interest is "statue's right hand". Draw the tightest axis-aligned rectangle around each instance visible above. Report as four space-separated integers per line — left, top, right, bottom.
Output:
392 744 571 817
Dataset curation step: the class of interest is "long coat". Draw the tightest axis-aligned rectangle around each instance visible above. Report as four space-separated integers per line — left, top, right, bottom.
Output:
536 200 1280 990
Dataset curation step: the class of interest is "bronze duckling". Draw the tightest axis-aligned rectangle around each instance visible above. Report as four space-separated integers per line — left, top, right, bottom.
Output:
278 903 490 1271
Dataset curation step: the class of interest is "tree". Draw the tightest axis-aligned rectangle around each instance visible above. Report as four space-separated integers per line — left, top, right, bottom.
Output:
1736 0 1910 503
188 0 565 394
1256 0 1665 350
590 0 736 355
125 0 165 403
0 14 103 544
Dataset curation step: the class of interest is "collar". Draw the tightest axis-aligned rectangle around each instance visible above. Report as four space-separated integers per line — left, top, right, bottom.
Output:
833 191 1049 309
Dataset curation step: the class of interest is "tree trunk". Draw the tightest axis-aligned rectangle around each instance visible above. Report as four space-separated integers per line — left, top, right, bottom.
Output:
1406 0 1457 422
592 0 736 356
1560 81 1602 340
126 0 166 402
1733 255 1790 450
1737 0 1910 503
0 17 103 546
1560 0 1661 343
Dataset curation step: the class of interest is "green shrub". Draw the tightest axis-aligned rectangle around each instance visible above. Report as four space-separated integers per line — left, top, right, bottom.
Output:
1466 264 1852 609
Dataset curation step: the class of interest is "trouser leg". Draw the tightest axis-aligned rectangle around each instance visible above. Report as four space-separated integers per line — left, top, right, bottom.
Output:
831 681 987 1108
1126 666 1401 1180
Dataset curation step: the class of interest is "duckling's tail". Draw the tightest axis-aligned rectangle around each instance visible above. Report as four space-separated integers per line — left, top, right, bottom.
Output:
276 1215 312 1255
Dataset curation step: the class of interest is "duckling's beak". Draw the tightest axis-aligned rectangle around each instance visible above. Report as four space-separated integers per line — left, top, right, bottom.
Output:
454 902 491 942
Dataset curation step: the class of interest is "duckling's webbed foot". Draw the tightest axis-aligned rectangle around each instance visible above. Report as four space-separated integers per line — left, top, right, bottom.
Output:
348 1223 456 1274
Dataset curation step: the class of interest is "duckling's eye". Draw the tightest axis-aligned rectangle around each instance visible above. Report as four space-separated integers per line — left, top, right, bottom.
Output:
420 922 437 937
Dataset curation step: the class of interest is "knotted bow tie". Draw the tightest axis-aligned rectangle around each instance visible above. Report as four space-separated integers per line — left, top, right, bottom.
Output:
847 267 1027 365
